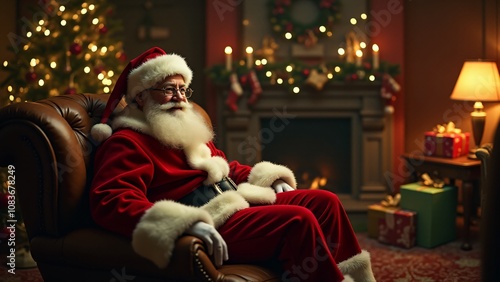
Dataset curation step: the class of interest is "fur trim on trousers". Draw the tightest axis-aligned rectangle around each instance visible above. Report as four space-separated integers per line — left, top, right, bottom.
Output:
338 250 376 282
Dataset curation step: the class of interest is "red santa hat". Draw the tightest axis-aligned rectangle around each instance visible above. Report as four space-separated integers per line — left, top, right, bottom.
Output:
91 46 193 142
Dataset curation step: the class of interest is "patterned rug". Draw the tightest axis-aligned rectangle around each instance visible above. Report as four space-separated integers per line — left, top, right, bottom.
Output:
357 232 481 282
0 234 481 282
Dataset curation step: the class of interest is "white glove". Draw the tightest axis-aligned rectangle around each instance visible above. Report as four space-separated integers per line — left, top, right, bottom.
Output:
272 179 295 193
184 221 228 267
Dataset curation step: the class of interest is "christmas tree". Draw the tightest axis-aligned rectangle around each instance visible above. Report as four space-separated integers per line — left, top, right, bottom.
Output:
0 0 127 105
0 0 127 267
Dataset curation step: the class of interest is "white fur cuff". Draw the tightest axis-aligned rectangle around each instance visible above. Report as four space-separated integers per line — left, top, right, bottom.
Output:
131 200 214 268
237 182 276 205
338 250 376 282
247 161 297 188
201 191 249 228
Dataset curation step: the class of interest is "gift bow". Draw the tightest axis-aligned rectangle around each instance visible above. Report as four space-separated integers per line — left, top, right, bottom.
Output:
433 121 462 134
380 193 401 208
419 173 445 188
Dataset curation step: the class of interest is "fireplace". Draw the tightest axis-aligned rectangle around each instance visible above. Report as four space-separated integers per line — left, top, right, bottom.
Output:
260 117 352 194
215 82 392 201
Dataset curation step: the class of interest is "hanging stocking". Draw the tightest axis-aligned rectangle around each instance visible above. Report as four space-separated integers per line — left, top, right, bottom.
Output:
381 74 401 114
247 70 262 106
225 73 243 112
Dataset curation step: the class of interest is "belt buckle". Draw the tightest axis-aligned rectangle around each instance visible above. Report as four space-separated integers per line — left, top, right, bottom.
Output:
212 182 224 195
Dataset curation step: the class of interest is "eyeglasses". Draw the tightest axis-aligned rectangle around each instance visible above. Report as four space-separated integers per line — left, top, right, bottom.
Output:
148 86 193 98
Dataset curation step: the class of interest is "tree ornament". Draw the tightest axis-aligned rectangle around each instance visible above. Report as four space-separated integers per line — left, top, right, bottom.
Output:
118 52 127 62
69 43 82 55
25 71 38 83
306 69 328 91
99 26 108 34
93 65 105 75
226 73 243 112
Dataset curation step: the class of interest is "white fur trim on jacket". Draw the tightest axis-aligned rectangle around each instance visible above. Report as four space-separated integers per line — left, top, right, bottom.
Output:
185 144 230 185
131 200 213 268
111 104 152 135
126 54 193 103
338 250 376 282
247 161 297 188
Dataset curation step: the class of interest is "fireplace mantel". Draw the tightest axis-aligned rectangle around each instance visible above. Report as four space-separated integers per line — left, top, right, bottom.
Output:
215 82 392 201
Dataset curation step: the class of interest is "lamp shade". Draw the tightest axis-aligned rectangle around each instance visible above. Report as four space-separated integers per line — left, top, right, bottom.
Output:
450 61 500 102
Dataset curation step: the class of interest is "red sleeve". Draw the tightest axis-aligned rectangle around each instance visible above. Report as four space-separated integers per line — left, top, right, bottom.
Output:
89 134 155 238
206 142 252 184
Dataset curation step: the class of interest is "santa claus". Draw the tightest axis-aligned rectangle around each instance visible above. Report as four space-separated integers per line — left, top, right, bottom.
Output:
89 47 376 282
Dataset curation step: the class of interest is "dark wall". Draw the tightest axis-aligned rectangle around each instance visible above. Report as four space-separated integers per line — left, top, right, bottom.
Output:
111 0 206 106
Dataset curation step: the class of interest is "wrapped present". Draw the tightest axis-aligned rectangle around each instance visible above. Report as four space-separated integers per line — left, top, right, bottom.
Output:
367 194 401 238
424 122 470 158
377 208 416 249
400 183 458 248
367 204 396 238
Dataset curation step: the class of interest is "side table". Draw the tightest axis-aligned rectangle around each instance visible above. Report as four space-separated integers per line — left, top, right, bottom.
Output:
401 153 481 250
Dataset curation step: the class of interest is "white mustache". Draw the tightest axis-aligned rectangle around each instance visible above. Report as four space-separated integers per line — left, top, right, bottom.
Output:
157 101 190 111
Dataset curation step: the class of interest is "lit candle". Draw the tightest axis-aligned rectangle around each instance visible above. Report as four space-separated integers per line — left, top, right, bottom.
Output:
372 44 379 70
246 46 253 69
356 49 363 67
224 46 232 71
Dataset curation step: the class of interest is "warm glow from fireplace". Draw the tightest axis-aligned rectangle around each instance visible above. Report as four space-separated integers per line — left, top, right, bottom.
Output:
310 176 328 189
302 172 328 190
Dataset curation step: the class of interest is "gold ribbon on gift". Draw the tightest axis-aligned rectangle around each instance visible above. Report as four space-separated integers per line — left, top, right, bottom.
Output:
380 193 401 208
433 121 462 135
432 121 467 157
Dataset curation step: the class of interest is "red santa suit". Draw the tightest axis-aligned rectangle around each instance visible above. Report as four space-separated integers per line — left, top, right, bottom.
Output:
89 47 375 282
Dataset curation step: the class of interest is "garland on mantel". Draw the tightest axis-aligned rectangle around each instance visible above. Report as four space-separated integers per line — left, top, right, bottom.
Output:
206 58 400 113
206 59 400 90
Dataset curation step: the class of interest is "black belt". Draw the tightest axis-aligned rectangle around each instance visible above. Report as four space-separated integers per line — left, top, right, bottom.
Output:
178 177 238 207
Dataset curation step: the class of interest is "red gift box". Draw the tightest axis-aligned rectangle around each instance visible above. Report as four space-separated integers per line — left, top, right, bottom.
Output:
377 208 416 249
424 131 470 158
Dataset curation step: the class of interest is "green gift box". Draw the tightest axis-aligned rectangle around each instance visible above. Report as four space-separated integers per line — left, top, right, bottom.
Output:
400 183 457 248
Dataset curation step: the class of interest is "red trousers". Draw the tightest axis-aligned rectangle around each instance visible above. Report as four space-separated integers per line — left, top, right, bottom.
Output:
218 189 361 282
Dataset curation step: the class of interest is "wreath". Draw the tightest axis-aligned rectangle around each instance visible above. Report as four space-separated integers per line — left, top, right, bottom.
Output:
269 0 341 46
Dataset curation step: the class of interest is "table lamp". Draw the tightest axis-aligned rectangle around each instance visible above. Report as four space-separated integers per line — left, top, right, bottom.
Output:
450 60 500 159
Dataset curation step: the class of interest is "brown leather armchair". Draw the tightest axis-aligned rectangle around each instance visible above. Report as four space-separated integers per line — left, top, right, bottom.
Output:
0 93 279 282
477 128 500 281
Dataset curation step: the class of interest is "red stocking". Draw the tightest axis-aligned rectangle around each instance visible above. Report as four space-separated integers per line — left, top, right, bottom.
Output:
380 74 400 114
247 70 262 106
225 73 243 112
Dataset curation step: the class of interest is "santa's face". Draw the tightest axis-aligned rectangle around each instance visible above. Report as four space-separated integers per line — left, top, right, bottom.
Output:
135 74 188 111
136 75 214 149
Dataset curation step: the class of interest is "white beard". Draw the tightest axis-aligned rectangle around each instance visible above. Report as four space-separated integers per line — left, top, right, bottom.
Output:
143 98 214 150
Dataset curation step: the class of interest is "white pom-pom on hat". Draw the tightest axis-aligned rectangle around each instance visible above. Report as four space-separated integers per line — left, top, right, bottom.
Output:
90 123 113 143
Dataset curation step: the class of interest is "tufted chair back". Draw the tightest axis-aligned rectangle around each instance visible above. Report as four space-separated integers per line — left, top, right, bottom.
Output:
0 93 279 282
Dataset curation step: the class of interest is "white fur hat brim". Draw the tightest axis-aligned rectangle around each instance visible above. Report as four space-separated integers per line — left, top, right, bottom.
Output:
126 54 193 103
